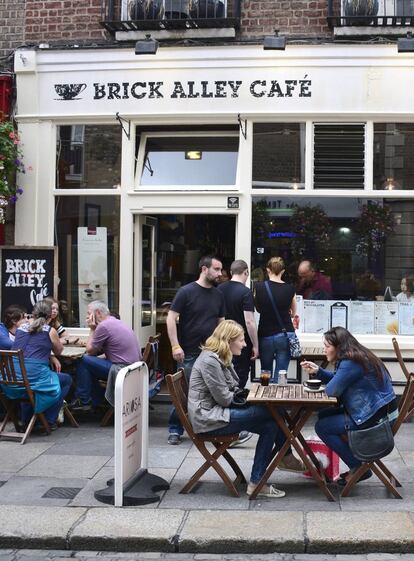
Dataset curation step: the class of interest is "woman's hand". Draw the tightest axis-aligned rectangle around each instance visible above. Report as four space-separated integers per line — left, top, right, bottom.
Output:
300 360 319 375
50 355 61 373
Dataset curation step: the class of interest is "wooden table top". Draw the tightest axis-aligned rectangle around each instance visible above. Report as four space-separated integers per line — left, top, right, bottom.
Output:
58 344 87 360
247 382 337 406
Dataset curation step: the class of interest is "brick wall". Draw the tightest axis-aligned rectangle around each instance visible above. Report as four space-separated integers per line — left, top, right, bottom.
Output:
24 0 108 44
0 0 25 66
240 0 331 38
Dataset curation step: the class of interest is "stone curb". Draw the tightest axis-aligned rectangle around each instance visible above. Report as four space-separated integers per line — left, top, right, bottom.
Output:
0 507 413 554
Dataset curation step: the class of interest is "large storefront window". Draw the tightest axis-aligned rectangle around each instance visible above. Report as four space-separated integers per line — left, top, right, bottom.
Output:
252 123 305 189
54 195 120 327
137 133 239 186
251 196 414 334
374 123 414 190
56 125 121 189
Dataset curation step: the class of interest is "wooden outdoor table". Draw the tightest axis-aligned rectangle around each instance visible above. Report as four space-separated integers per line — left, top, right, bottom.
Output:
58 344 87 360
247 382 338 501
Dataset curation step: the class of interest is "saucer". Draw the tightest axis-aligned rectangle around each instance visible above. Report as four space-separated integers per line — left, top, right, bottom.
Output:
303 384 325 393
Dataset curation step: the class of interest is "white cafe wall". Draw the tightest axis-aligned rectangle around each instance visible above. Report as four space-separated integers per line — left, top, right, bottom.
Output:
12 43 414 368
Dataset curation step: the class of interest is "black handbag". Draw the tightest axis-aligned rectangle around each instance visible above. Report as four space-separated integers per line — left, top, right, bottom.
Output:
264 281 302 359
345 414 394 462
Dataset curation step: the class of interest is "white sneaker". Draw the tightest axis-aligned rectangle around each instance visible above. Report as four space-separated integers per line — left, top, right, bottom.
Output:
246 482 286 498
57 402 65 425
229 431 253 448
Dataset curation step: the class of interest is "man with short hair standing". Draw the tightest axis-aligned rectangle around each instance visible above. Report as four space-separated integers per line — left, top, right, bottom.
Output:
166 255 225 445
218 259 258 446
70 300 141 411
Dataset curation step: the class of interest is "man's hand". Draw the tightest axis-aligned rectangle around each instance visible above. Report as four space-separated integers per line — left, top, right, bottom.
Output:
86 312 97 330
172 346 185 363
250 346 259 360
50 355 62 373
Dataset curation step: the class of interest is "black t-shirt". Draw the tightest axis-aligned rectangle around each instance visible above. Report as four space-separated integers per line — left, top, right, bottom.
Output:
254 280 295 337
170 281 225 355
218 280 255 344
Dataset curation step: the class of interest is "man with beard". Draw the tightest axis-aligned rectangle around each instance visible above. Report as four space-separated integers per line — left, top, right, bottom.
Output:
166 255 225 445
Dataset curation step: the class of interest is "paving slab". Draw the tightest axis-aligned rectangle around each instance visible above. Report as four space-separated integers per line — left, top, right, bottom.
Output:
306 511 414 553
0 505 86 549
0 442 54 472
178 510 304 553
0 475 87 506
69 508 185 552
159 480 249 510
17 454 111 479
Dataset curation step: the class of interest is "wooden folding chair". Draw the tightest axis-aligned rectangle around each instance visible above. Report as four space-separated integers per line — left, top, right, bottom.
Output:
0 349 51 444
392 337 414 422
100 333 161 426
341 372 414 499
166 369 246 497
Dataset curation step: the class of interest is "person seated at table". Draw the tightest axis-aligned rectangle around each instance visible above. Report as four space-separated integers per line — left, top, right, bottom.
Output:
69 300 142 412
10 300 72 430
296 260 332 300
301 326 397 486
42 296 79 344
396 275 414 302
188 319 304 499
0 304 27 349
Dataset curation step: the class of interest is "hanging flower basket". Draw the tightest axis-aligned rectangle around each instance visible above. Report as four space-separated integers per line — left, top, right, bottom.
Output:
354 202 395 256
289 204 332 257
0 121 26 224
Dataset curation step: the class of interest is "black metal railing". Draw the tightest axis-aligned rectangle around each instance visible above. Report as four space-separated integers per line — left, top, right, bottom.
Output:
327 0 414 27
101 0 240 33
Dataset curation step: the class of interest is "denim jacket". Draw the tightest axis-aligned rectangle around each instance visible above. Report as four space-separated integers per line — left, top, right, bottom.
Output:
317 359 395 426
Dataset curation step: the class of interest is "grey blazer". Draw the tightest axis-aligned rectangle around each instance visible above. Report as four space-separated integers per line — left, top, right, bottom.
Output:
187 350 240 434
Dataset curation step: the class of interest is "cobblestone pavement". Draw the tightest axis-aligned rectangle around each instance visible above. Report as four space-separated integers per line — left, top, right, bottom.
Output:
2 551 414 561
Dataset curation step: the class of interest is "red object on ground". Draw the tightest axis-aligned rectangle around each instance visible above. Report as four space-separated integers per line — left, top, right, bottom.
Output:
0 75 13 121
303 436 340 481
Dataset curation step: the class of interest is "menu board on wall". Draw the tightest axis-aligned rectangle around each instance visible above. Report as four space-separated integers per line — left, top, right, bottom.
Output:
329 301 349 329
399 302 414 335
77 227 108 327
349 301 375 334
303 300 329 333
374 301 399 335
0 246 58 315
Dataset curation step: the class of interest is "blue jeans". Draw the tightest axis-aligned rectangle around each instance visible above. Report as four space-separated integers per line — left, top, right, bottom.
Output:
204 404 285 483
259 333 290 382
315 407 361 470
75 355 113 406
168 353 199 436
21 371 72 425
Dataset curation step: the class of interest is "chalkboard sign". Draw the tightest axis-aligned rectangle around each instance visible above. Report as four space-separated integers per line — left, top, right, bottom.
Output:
0 246 58 316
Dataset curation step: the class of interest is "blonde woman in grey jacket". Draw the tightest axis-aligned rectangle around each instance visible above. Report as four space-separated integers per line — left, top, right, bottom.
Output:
188 319 287 498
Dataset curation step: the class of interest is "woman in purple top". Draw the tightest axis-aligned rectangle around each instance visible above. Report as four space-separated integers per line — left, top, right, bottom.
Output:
11 300 72 429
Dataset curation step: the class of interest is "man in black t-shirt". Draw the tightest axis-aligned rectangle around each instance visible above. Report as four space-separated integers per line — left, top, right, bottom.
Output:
166 255 225 444
218 259 259 388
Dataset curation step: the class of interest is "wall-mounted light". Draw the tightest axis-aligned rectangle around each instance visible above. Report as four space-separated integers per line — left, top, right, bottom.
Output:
185 151 202 160
398 31 414 53
135 34 159 55
263 30 286 51
339 227 351 234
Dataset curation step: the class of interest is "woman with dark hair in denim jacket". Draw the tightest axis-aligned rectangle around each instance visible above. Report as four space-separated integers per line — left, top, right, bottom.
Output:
301 326 397 486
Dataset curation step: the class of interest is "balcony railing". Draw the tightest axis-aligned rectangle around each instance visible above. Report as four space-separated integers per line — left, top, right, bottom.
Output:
101 0 240 33
328 0 414 27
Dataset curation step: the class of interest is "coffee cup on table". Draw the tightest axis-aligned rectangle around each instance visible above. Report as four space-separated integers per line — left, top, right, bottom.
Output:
306 378 322 390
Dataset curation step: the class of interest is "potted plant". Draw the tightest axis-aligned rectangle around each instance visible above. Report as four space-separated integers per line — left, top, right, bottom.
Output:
289 204 332 258
354 202 395 256
343 0 379 25
0 121 26 224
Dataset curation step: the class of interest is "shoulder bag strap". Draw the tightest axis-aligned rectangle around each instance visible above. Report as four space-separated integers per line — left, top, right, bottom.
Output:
264 281 286 333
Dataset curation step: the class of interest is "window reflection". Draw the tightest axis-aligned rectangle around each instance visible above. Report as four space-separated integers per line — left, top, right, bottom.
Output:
374 123 414 190
54 196 120 326
252 123 305 189
139 135 239 185
57 125 121 189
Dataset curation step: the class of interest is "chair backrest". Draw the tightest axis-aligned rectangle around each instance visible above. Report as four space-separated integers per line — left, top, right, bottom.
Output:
166 369 194 436
392 337 410 381
142 333 161 371
0 349 35 406
392 372 414 433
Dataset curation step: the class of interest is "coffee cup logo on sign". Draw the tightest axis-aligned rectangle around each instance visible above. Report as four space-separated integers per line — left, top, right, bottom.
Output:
54 83 87 100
